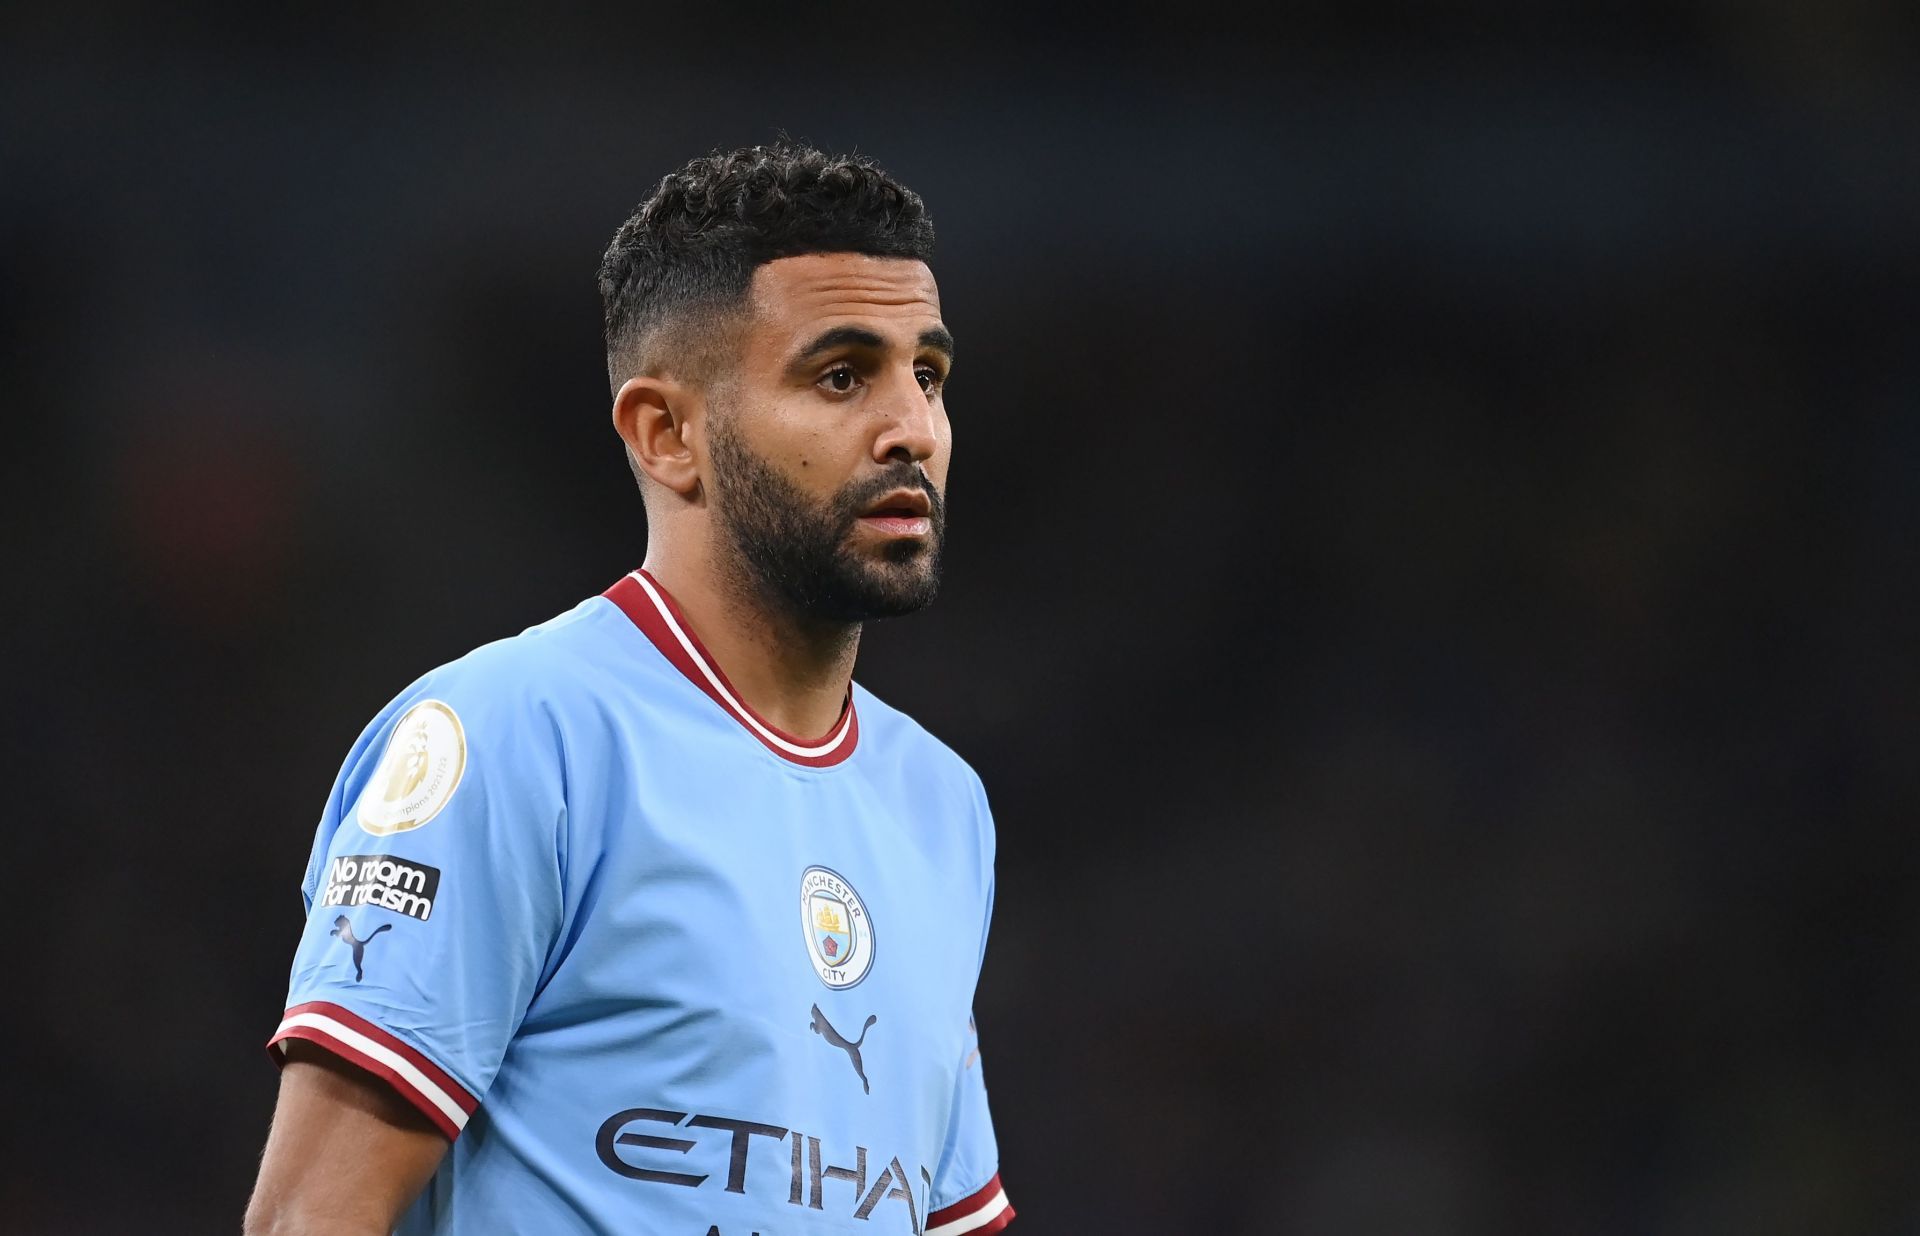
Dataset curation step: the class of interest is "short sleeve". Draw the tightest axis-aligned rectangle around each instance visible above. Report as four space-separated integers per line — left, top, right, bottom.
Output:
266 661 567 1140
927 1014 1015 1234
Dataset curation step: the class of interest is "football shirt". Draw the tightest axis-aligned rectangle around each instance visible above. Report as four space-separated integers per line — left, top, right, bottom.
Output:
269 570 1013 1235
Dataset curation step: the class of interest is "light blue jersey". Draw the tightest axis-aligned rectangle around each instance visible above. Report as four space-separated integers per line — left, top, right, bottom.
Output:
269 571 1014 1236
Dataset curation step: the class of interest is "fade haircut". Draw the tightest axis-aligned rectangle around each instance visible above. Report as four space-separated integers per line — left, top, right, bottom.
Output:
597 144 936 391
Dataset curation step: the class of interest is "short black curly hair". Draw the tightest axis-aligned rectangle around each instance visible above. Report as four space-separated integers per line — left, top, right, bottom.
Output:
597 144 936 390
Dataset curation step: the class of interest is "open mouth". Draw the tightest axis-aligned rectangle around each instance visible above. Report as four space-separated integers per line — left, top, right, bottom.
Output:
857 488 934 537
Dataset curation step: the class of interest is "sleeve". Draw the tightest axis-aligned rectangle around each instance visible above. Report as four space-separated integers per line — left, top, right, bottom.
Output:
929 771 1014 1234
927 1014 1014 1235
265 660 568 1140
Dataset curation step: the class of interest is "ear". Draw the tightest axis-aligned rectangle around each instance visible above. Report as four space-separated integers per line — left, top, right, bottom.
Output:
612 376 702 499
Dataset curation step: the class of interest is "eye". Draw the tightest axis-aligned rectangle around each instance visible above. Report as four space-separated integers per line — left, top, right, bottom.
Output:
915 365 944 395
819 365 859 394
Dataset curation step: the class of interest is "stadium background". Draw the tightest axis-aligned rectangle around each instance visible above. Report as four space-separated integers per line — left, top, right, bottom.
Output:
4 4 1917 1233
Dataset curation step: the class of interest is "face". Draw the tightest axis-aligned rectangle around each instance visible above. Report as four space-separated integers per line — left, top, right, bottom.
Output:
706 253 954 623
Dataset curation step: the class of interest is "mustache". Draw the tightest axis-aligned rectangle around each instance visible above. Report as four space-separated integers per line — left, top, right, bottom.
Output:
836 464 945 524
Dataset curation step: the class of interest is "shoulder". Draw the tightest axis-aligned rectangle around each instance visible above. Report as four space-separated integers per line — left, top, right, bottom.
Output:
852 684 973 767
853 686 1001 942
398 595 642 721
436 595 623 691
852 684 993 815
350 596 639 782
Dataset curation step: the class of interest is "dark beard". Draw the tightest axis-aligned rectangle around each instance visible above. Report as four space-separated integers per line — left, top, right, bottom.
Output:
709 418 945 624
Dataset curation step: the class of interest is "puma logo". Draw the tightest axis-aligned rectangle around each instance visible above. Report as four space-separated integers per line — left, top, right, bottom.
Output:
810 1004 877 1094
330 915 392 982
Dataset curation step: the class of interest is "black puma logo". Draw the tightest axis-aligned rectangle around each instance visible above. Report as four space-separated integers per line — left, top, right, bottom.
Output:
810 1004 877 1094
330 915 392 982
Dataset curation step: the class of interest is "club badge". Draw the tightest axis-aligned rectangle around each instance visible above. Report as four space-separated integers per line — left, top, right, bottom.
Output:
800 866 875 989
357 700 467 836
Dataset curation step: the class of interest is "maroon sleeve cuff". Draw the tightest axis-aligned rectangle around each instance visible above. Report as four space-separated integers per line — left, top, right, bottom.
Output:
267 1000 478 1140
928 1171 1014 1234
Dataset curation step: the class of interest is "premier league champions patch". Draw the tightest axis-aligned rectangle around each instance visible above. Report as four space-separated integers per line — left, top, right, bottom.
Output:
357 700 467 836
800 866 875 989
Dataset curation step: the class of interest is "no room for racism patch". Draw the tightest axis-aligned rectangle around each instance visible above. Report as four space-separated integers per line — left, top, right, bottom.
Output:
319 853 441 921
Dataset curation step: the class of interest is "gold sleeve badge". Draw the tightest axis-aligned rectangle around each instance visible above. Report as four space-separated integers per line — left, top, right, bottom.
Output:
356 700 468 836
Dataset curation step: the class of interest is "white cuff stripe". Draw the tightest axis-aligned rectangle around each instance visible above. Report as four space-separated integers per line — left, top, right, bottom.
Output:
927 1188 1011 1236
276 1011 470 1131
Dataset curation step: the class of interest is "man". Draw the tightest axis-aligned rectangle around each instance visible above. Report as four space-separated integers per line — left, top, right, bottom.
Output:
245 144 1014 1236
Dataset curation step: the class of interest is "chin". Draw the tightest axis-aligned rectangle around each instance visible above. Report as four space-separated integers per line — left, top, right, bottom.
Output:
821 559 941 621
858 573 941 618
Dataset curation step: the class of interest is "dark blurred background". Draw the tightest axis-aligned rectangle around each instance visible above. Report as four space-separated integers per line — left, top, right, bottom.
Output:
4 3 1918 1232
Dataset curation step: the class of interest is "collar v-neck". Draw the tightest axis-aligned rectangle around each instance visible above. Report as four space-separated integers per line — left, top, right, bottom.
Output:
602 570 860 768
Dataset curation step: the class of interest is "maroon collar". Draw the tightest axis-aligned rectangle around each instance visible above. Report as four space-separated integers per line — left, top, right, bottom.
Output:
602 570 860 768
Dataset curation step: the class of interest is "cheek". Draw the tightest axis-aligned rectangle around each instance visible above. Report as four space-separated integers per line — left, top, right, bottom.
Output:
759 407 842 486
929 417 955 480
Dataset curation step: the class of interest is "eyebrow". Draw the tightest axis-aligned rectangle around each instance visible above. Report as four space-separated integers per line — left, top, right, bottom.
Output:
790 324 956 367
918 326 955 360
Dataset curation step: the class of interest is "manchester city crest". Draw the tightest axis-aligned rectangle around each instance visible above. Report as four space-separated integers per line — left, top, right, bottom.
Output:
799 866 875 989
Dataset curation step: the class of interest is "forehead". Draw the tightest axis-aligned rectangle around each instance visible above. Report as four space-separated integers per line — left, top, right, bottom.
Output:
746 253 942 347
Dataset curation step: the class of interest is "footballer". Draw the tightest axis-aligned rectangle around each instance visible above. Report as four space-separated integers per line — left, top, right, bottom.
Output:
245 144 1014 1236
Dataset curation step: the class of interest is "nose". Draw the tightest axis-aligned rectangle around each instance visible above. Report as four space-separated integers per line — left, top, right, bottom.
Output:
870 368 940 466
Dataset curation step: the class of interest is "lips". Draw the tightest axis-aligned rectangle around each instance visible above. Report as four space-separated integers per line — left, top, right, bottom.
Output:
860 488 932 520
857 487 935 537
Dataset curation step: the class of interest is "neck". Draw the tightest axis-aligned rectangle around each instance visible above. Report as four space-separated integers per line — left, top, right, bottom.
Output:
641 548 860 741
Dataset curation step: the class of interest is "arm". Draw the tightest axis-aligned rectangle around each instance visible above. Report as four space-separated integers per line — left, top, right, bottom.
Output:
254 677 567 1231
244 1040 449 1236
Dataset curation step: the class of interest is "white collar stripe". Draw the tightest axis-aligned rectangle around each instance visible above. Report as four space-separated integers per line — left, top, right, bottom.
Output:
629 572 855 759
